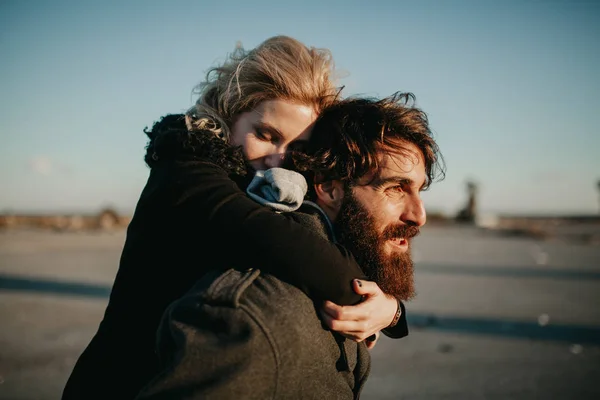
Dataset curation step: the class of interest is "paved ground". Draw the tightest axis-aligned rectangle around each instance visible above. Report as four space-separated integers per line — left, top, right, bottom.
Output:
0 226 599 399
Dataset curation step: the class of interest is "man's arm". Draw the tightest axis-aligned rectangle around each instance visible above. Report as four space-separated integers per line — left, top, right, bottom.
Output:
135 291 277 400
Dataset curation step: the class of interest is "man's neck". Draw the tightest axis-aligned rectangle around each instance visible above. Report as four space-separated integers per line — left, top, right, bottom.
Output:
314 198 339 223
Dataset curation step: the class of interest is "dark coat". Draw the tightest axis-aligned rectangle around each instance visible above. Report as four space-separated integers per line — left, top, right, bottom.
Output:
135 207 372 400
62 115 406 400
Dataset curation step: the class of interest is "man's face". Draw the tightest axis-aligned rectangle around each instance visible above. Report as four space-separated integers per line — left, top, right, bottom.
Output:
334 142 427 301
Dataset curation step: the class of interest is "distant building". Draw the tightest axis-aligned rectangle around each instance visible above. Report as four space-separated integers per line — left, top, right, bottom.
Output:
456 181 478 224
97 208 121 230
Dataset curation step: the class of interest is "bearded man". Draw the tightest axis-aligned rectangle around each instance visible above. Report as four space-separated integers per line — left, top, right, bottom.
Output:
136 93 444 400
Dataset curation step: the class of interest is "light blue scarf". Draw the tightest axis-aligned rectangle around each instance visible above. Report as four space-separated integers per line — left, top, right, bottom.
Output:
246 168 308 212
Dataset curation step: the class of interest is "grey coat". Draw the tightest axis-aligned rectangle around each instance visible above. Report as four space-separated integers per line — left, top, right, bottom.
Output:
136 206 371 400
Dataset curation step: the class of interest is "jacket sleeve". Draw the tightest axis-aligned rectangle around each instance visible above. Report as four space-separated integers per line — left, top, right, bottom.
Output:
382 301 409 339
135 293 277 400
167 157 367 306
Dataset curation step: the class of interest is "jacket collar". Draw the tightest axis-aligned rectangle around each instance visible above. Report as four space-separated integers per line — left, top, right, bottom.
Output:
297 201 337 244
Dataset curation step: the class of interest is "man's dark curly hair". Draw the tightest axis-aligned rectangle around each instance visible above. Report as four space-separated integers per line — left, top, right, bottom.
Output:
292 92 445 193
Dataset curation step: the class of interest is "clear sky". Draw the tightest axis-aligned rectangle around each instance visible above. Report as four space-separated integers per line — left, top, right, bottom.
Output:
1 0 599 216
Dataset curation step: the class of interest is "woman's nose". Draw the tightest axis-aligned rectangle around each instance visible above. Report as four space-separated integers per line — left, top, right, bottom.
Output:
264 152 285 168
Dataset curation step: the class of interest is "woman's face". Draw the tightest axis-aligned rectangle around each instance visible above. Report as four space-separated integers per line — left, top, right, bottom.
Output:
230 99 317 171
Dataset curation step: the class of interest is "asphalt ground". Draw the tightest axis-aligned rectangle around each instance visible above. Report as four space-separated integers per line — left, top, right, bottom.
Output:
1 226 599 399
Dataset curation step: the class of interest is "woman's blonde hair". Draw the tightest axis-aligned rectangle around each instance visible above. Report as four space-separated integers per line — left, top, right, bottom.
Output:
186 35 340 141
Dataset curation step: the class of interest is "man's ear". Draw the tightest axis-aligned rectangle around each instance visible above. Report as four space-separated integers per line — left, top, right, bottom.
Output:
314 180 345 218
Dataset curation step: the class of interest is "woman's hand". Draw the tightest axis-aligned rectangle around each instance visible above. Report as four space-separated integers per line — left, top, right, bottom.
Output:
319 279 399 342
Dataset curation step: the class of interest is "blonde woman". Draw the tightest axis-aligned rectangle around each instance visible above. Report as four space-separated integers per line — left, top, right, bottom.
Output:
63 36 406 400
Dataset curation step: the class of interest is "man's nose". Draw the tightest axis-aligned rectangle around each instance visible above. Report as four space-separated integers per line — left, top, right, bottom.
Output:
402 195 427 227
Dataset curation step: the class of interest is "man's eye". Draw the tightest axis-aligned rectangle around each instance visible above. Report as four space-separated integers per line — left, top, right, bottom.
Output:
387 185 404 194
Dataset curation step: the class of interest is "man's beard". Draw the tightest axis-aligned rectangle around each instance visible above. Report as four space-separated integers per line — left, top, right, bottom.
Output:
334 193 420 301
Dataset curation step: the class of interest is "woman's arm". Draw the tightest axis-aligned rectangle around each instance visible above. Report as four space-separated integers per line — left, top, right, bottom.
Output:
168 158 366 306
147 115 367 305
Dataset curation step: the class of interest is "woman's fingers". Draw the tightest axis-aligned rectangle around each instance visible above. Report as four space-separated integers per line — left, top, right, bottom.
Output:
319 308 366 331
321 300 363 321
319 309 374 341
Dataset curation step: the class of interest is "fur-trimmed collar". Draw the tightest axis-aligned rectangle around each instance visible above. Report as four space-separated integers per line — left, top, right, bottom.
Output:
143 114 249 176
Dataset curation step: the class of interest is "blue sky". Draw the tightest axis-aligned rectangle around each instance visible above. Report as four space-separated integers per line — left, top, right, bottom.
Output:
1 0 599 216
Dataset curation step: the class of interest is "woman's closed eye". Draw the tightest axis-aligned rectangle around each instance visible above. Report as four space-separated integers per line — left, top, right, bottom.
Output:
255 128 274 142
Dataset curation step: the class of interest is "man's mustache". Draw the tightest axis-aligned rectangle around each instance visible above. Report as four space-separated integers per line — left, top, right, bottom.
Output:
382 224 420 240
